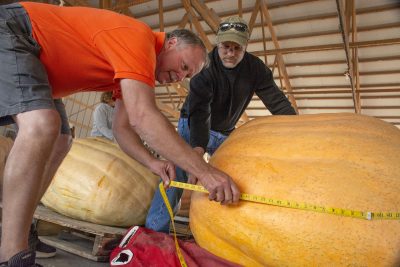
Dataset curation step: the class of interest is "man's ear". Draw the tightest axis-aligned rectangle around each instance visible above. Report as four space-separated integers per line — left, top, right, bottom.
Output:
165 37 178 50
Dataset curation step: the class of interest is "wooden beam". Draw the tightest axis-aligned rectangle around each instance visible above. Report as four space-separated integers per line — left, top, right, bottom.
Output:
252 38 400 56
134 0 318 19
259 3 267 64
190 0 220 32
247 105 400 110
99 0 111 9
178 12 191 29
165 85 176 109
260 0 298 112
237 112 250 127
159 0 164 32
171 83 189 97
111 0 152 12
118 0 135 17
350 0 361 113
290 83 400 89
247 21 400 45
336 0 359 113
63 0 91 7
156 100 180 119
273 70 400 79
269 55 400 68
293 95 400 100
248 0 260 36
314 106 400 110
253 2 398 26
281 89 400 95
181 0 213 51
156 88 400 101
142 0 400 29
157 83 400 90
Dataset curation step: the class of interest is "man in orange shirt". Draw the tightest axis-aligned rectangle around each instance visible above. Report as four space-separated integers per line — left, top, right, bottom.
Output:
0 2 240 266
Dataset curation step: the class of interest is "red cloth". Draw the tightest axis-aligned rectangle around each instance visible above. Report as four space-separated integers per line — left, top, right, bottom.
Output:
110 226 240 267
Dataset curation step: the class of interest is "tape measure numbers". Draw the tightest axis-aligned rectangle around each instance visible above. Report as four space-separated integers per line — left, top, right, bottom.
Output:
160 181 399 267
169 181 400 221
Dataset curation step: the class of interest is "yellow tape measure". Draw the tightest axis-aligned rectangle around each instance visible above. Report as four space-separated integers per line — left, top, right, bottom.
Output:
160 181 400 267
169 181 400 221
159 183 188 267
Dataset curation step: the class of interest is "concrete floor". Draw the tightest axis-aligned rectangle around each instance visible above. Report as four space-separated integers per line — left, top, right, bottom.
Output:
36 249 109 267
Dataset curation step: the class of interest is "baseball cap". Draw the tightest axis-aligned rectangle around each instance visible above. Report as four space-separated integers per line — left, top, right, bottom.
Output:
216 16 250 47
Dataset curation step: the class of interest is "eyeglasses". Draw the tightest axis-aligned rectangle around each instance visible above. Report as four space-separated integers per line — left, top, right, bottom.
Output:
218 22 248 33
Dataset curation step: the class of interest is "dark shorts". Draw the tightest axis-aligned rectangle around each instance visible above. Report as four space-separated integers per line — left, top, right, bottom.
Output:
0 3 70 135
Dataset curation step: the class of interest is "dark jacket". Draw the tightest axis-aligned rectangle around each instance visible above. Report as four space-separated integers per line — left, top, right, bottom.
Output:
180 47 296 150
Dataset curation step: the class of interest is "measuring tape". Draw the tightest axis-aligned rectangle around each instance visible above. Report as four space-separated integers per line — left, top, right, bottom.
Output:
169 181 400 220
160 181 400 267
159 183 188 267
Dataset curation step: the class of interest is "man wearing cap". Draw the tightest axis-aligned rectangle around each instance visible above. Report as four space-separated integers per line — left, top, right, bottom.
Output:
146 16 296 233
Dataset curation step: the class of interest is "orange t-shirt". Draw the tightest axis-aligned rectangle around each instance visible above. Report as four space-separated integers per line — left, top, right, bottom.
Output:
20 2 165 99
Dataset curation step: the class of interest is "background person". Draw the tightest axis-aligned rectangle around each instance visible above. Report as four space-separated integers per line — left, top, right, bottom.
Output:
91 91 115 141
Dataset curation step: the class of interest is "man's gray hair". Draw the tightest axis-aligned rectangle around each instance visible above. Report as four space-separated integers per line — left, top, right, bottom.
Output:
166 29 209 67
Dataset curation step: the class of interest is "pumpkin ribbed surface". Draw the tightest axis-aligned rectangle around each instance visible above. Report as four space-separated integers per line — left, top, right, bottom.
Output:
0 135 13 182
190 113 400 266
42 137 158 227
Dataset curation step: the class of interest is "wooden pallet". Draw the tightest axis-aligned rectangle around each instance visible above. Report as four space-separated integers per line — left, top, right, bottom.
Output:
33 205 127 262
170 215 193 240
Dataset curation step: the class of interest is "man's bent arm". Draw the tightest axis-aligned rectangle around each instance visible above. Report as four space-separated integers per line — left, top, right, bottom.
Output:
119 79 240 204
113 99 176 183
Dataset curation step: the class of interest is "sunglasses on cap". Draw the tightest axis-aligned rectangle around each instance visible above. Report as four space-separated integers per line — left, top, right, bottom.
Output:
218 22 248 33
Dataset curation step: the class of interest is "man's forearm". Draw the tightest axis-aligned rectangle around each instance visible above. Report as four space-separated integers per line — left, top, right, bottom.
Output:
133 108 210 178
114 125 158 170
120 79 210 178
193 146 205 155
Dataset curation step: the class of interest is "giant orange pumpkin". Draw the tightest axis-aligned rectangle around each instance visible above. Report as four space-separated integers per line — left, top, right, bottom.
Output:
190 113 400 266
42 137 159 227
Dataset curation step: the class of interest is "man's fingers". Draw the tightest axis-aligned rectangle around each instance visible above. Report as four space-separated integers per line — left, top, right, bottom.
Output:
221 183 233 205
187 174 198 185
160 170 171 188
208 189 217 201
167 164 176 181
231 181 240 203
160 173 170 188
202 167 240 205
215 189 224 203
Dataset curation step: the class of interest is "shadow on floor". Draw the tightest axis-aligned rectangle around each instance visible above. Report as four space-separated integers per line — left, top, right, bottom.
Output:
36 249 109 267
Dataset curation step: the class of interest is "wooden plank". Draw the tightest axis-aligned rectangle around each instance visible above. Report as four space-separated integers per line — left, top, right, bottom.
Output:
170 216 193 240
34 205 127 236
40 235 108 262
31 205 128 262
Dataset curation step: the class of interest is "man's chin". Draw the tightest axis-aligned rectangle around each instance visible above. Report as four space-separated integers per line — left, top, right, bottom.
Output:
222 61 238 68
156 76 168 85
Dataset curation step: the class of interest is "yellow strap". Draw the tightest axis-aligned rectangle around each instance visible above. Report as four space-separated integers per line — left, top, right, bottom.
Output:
170 181 400 220
159 183 188 267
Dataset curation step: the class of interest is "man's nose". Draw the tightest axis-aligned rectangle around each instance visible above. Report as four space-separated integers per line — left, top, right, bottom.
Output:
226 47 235 55
177 71 188 81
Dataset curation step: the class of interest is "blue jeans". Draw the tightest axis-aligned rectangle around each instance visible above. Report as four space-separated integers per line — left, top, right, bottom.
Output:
145 118 227 233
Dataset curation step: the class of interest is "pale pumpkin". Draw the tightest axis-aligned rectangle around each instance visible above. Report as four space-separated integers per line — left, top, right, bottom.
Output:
190 113 400 266
0 135 13 183
42 137 159 227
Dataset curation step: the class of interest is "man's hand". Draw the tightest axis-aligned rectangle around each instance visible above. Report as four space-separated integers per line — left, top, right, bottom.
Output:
187 146 204 185
196 165 240 205
187 173 198 185
149 159 176 188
